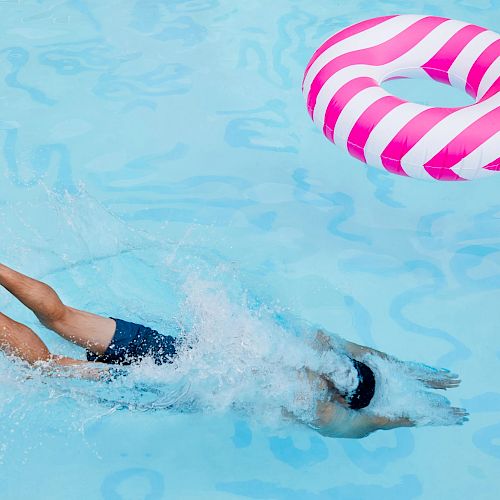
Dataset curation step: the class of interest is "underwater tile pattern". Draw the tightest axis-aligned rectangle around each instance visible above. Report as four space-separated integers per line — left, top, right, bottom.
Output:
0 1 499 499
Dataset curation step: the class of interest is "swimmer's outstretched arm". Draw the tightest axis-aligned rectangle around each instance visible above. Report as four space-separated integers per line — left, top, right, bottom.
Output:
313 330 461 390
313 330 390 361
313 400 414 439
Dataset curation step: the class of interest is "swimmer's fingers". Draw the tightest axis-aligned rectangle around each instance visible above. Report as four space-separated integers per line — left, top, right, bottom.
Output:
437 369 460 380
404 362 460 387
419 378 461 389
404 361 446 375
419 377 461 390
450 407 469 424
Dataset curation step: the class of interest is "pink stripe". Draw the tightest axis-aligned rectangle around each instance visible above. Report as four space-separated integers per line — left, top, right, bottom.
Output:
424 107 500 177
380 107 456 175
424 166 465 181
346 96 406 162
478 74 500 101
484 157 500 171
322 77 378 142
466 39 500 98
422 24 486 85
306 16 448 117
303 16 397 86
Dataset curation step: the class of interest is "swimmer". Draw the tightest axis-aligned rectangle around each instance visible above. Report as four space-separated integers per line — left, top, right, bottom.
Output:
301 331 467 438
0 263 467 438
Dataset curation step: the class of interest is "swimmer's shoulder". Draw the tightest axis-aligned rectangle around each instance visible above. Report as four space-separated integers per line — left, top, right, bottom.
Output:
313 401 371 439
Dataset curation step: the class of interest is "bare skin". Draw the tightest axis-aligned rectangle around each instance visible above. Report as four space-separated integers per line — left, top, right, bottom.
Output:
297 363 414 439
304 330 465 438
0 263 113 374
0 263 466 437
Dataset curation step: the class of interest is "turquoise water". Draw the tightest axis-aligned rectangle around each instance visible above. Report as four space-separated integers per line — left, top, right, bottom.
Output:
0 1 499 499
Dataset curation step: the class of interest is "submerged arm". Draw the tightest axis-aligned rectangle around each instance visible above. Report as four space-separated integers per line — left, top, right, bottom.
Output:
313 329 390 361
308 331 413 438
313 400 414 439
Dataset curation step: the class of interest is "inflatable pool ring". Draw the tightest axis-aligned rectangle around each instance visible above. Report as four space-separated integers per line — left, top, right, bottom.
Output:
303 15 499 181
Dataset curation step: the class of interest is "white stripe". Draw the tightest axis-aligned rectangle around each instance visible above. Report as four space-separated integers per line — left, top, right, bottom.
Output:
333 87 389 146
303 15 427 98
306 17 466 101
312 65 377 129
450 132 500 180
376 19 467 81
402 93 500 167
448 30 500 93
400 157 436 180
363 102 428 170
382 68 434 81
476 57 500 100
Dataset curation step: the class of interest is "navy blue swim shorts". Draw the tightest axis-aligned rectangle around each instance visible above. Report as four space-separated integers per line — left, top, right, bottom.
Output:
86 317 179 366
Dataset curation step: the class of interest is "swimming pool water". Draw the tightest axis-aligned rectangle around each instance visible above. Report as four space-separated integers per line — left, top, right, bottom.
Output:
0 1 499 499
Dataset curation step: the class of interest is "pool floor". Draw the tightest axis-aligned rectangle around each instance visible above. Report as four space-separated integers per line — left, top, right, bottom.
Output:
0 1 499 499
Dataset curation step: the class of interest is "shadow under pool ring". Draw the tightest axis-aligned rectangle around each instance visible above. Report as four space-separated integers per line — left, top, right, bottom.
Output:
303 14 499 181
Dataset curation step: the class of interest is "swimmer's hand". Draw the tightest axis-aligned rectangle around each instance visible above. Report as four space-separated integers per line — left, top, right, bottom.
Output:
314 331 462 390
402 361 461 390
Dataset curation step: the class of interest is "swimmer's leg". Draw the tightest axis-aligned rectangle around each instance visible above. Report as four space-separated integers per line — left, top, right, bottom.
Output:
0 310 111 380
0 263 114 354
0 310 52 363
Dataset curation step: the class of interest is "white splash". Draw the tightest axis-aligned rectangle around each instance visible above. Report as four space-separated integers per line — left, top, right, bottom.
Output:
125 275 360 427
0 187 467 437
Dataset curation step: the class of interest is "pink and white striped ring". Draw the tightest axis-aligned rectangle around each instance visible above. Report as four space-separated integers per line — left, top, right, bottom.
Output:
303 14 499 181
